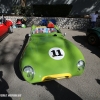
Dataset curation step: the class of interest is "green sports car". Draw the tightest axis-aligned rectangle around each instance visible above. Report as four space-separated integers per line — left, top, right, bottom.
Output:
19 24 85 84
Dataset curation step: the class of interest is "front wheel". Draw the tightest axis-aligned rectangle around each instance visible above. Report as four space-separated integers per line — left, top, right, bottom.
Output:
87 33 99 46
8 26 13 33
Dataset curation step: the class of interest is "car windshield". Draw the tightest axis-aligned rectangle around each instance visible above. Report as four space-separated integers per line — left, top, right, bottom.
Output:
33 27 57 34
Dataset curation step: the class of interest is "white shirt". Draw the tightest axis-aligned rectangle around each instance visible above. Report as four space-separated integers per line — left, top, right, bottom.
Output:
90 13 98 22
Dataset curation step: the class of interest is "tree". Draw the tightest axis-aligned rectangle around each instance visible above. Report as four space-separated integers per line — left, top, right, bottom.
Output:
21 0 26 7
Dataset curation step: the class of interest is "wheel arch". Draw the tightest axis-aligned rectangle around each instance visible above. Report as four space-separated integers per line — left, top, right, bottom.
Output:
87 32 100 45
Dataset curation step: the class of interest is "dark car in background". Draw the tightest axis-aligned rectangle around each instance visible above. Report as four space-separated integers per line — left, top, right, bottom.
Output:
86 27 100 46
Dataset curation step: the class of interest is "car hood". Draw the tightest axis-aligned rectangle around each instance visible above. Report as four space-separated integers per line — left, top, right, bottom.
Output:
89 27 100 37
19 33 85 83
92 27 100 32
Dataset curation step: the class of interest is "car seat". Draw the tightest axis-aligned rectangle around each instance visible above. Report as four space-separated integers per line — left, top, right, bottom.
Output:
16 19 22 25
50 19 56 25
15 19 22 28
40 19 48 26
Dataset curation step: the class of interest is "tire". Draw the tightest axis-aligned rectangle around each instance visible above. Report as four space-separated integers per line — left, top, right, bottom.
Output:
87 33 99 46
25 34 29 39
8 26 13 33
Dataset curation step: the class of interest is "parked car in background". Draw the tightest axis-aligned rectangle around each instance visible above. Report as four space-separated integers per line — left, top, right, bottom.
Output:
15 18 27 28
0 15 13 41
86 27 100 46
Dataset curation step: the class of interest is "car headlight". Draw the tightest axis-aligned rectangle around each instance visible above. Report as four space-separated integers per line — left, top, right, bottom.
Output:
77 60 85 70
23 66 35 78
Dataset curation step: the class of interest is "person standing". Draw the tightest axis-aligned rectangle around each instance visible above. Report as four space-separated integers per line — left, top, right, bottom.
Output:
90 11 98 28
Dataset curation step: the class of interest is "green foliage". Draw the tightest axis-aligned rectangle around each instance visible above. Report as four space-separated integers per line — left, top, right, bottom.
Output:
12 5 33 16
12 5 22 15
21 6 33 17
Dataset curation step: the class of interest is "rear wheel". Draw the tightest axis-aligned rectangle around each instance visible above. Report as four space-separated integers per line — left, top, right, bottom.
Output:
87 33 99 45
8 26 13 33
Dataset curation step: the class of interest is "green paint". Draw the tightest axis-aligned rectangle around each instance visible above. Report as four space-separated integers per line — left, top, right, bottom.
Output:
19 25 85 83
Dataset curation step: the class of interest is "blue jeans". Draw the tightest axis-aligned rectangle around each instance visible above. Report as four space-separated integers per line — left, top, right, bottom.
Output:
90 21 96 28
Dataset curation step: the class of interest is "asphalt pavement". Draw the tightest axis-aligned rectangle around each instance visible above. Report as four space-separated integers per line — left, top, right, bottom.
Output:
0 27 100 100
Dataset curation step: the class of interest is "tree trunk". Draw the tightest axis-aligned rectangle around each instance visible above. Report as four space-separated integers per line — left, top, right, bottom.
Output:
21 0 26 7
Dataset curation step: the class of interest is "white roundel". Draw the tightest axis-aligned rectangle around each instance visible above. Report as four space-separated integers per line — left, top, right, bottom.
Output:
49 47 65 60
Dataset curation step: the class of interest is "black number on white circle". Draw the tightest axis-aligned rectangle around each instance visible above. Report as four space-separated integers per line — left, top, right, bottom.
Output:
51 50 63 57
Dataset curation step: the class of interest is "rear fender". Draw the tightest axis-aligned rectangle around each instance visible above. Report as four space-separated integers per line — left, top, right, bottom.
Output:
5 20 13 27
92 31 100 39
96 32 100 38
87 29 100 38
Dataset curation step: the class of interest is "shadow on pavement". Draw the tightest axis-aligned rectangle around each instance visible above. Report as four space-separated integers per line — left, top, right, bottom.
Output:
96 79 100 85
35 80 82 100
72 35 100 58
14 34 29 81
0 71 12 100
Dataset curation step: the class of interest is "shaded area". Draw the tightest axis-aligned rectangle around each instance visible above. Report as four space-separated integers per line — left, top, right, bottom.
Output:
27 0 100 16
0 0 20 14
0 33 9 42
0 0 100 15
14 34 29 81
70 0 100 15
96 79 100 85
72 35 100 58
32 4 72 17
0 71 12 100
0 39 18 80
35 80 82 100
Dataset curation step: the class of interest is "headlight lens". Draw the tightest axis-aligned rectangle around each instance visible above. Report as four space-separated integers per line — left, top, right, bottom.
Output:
23 66 34 77
77 60 85 70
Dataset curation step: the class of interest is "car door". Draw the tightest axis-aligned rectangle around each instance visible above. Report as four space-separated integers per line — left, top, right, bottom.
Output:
0 23 8 37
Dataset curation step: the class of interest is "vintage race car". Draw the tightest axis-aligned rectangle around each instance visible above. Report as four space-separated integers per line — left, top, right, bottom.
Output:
86 27 100 46
19 23 85 84
15 18 26 28
0 16 13 40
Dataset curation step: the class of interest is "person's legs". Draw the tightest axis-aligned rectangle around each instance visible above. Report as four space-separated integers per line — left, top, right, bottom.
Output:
91 21 96 28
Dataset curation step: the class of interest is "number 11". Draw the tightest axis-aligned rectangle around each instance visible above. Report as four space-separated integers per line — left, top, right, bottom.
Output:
51 50 63 57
